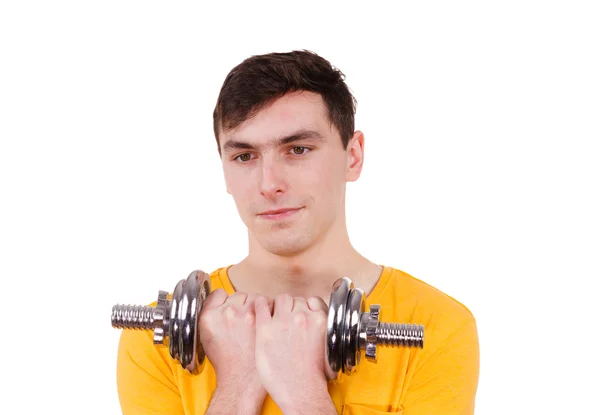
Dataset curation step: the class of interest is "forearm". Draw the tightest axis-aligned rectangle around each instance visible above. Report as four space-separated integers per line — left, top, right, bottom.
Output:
206 385 265 415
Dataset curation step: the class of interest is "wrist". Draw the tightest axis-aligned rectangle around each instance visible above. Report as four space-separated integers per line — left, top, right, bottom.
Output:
213 382 266 413
277 382 334 415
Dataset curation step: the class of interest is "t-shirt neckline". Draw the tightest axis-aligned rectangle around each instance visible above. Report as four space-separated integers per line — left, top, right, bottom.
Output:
217 264 393 303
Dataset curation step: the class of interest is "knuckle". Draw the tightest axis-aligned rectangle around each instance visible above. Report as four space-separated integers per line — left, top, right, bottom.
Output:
293 312 307 326
228 292 248 302
224 306 236 320
204 288 226 309
244 310 256 326
309 296 327 312
274 293 292 308
199 310 218 335
315 312 328 326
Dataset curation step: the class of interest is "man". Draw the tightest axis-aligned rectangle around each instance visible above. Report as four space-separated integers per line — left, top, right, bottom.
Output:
117 49 479 414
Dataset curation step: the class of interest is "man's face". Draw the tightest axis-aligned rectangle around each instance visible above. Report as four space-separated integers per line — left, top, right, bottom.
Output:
219 90 363 256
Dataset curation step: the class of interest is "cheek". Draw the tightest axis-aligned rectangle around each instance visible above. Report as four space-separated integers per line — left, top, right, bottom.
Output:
232 186 254 212
308 165 344 204
225 168 252 193
229 181 250 196
224 172 254 210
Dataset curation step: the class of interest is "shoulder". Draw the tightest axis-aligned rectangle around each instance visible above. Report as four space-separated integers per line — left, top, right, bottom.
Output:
389 266 474 318
372 266 477 348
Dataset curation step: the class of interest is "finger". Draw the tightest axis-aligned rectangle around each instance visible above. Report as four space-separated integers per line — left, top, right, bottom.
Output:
307 296 328 313
273 293 293 317
244 293 257 307
292 297 309 311
201 288 228 310
254 295 272 327
225 291 249 307
244 293 269 314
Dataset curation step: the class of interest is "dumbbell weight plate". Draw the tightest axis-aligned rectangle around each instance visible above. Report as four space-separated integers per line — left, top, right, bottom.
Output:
169 279 184 364
168 270 210 374
327 277 351 375
343 286 366 375
195 273 210 370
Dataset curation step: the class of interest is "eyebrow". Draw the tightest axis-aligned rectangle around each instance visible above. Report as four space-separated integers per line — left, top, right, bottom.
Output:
222 129 326 154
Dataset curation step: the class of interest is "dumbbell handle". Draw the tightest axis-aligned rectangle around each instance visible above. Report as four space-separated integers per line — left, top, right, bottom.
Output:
360 305 424 353
110 304 425 349
112 304 155 330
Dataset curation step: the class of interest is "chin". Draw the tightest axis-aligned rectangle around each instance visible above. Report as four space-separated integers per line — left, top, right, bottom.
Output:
259 233 312 257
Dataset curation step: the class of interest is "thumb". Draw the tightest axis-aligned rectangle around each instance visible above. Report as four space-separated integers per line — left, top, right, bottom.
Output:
307 296 338 381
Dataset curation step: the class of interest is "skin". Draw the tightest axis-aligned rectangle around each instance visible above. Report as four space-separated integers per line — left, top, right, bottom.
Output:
204 90 383 414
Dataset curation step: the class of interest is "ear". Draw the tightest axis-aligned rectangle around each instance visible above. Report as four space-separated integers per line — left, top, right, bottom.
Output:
345 130 365 182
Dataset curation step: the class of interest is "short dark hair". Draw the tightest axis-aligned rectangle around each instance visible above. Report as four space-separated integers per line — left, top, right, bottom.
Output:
212 49 357 155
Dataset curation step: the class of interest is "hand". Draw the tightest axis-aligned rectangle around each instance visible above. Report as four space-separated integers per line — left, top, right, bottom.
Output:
254 294 337 412
200 289 272 407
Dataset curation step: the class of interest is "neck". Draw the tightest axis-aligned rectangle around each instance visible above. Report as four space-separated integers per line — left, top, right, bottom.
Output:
228 220 382 301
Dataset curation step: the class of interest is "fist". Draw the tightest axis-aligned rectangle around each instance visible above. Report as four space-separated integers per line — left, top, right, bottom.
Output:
199 289 272 394
254 294 337 407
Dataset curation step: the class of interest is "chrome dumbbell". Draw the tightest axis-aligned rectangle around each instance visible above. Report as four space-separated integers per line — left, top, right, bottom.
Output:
111 270 425 376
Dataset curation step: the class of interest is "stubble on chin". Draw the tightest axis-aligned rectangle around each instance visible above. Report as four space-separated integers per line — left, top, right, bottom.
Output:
258 227 313 257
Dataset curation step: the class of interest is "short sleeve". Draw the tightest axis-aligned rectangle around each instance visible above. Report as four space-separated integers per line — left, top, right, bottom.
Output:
402 318 480 415
117 329 186 415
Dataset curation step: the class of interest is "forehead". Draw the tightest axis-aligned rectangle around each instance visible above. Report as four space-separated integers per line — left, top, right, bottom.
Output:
221 90 332 146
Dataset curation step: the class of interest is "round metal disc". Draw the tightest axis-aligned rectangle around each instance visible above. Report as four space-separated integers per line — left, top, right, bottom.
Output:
168 279 185 362
343 287 366 375
327 277 352 375
179 271 202 373
194 271 211 371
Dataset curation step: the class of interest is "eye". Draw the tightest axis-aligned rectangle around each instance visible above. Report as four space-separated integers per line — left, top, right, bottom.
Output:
290 146 309 155
234 153 252 162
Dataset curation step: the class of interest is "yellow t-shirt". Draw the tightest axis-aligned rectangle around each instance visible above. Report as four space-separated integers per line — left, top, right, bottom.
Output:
117 265 479 414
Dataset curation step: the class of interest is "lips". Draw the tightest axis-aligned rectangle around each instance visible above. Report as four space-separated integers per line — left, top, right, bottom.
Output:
258 207 301 216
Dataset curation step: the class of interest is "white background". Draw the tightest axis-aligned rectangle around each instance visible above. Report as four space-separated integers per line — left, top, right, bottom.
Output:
1 1 598 414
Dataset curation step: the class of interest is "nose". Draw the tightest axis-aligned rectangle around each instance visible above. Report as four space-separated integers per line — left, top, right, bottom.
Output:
259 155 287 199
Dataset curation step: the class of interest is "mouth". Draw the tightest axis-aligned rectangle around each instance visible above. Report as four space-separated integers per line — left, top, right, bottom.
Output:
257 207 303 220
